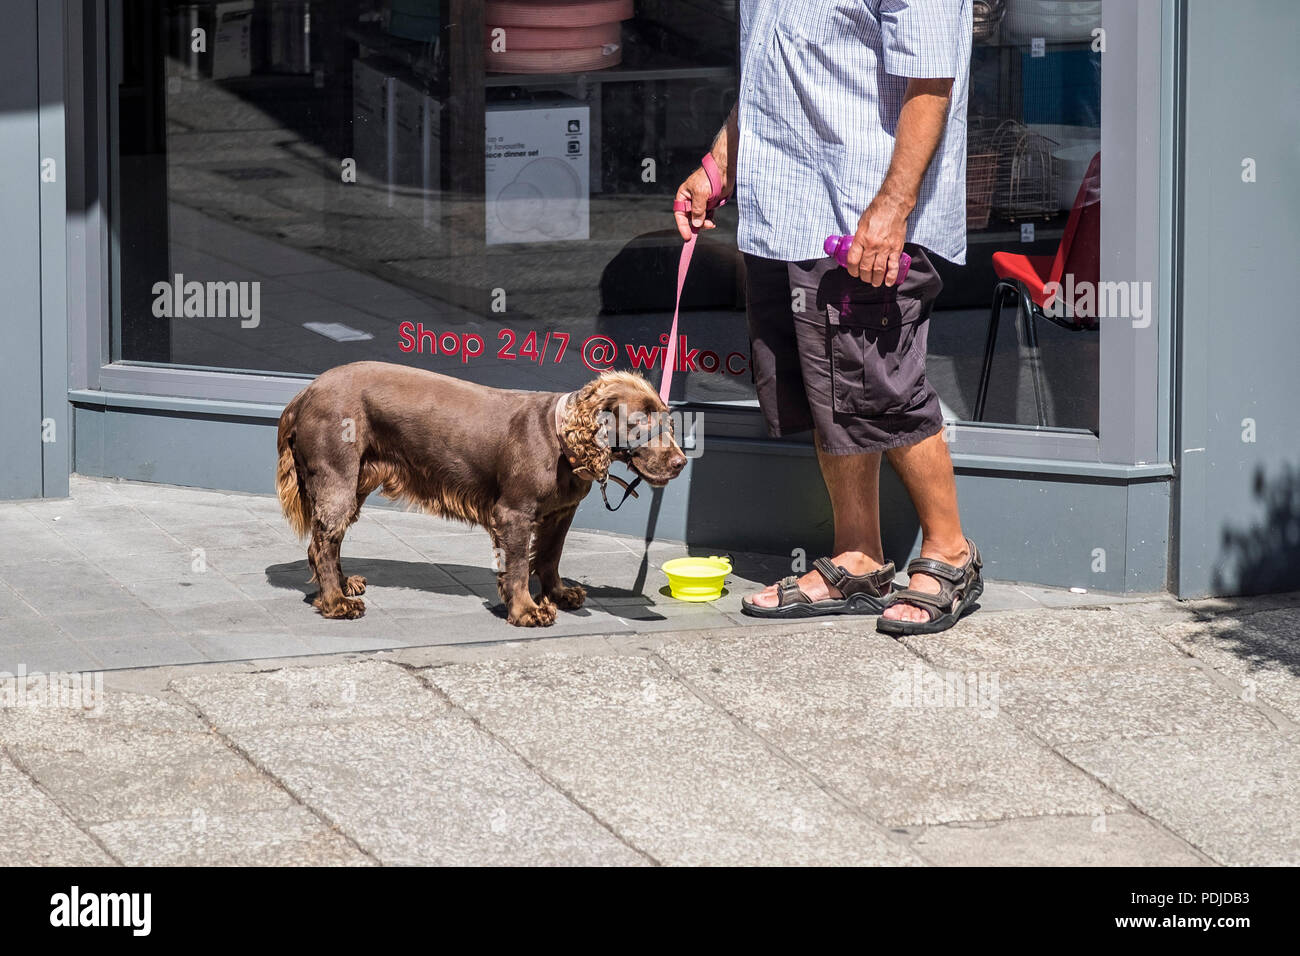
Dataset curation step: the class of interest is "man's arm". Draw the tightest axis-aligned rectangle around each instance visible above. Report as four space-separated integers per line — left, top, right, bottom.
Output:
674 103 739 241
846 77 953 286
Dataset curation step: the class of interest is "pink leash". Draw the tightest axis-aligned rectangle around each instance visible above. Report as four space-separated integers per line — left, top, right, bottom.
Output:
665 153 726 403
664 160 908 403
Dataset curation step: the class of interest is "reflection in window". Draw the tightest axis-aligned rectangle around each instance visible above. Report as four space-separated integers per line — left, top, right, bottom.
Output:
113 1 1102 430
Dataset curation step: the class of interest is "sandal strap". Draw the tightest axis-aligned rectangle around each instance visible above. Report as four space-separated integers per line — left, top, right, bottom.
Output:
890 539 984 621
905 556 966 584
767 558 898 608
812 556 850 589
776 575 811 605
812 556 895 597
885 588 949 617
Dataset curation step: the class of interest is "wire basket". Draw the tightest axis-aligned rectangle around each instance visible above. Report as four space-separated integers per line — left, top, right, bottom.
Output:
966 118 1000 230
989 119 1058 222
966 148 999 230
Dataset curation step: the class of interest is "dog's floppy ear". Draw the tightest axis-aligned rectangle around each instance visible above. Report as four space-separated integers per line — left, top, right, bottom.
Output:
563 381 612 483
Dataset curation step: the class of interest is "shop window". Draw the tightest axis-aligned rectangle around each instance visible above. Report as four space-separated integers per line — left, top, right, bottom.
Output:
111 0 1104 432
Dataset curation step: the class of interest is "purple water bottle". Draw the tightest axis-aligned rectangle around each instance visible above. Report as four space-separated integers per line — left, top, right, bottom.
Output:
824 235 911 285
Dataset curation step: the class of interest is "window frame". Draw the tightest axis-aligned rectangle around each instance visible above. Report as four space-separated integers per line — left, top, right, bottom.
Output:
66 0 1179 470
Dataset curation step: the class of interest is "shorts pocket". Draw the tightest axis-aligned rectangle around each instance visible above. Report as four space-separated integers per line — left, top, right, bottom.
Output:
827 287 924 417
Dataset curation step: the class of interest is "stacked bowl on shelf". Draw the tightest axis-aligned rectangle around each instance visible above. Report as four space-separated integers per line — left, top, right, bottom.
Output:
1002 0 1102 43
486 0 634 74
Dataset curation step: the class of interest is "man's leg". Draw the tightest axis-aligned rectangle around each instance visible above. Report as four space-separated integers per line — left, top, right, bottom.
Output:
747 440 886 608
880 430 969 623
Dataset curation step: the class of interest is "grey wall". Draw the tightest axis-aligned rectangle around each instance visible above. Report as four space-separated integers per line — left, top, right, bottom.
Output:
0 2 44 499
0 1 69 501
1175 0 1300 597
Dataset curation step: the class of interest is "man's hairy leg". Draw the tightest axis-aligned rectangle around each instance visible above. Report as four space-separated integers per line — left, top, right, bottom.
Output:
748 437 886 607
880 431 969 623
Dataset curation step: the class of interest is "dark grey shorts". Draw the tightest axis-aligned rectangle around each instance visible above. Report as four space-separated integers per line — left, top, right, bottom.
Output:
743 244 945 455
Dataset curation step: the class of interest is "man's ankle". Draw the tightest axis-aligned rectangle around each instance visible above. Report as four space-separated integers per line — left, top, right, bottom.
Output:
920 539 969 566
833 550 884 574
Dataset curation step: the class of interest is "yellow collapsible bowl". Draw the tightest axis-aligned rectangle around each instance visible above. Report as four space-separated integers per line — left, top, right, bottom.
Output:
661 555 732 603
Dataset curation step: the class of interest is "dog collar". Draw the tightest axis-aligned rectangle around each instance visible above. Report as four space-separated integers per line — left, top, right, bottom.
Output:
554 390 574 442
554 391 587 473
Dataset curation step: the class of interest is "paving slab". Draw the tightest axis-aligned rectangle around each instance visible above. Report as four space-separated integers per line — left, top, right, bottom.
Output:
68 528 187 562
911 812 1208 867
898 606 1195 672
1 691 292 826
655 626 1125 825
426 653 922 865
0 641 103 674
90 807 366 867
1160 609 1300 724
171 661 644 865
46 608 179 644
0 561 148 617
0 615 72 646
0 752 114 866
977 665 1273 746
1062 730 1300 866
898 607 1272 745
88 635 211 671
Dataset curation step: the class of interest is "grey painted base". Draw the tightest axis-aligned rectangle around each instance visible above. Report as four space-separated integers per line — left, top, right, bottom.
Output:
72 401 1170 594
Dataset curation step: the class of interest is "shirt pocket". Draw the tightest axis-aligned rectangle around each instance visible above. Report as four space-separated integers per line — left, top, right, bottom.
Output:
778 1 858 44
826 284 924 417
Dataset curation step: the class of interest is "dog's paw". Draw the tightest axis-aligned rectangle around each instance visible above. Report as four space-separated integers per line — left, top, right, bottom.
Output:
315 594 366 619
343 575 367 596
508 602 557 628
549 584 587 610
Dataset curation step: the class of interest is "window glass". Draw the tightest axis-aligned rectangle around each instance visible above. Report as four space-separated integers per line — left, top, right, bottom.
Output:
113 1 1102 430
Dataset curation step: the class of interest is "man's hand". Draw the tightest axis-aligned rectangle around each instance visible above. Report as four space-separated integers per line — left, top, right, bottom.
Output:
674 104 738 241
846 191 914 287
846 77 954 286
674 162 728 241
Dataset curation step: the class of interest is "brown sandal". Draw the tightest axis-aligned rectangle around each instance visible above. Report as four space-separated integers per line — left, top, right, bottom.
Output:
741 557 895 618
876 539 983 635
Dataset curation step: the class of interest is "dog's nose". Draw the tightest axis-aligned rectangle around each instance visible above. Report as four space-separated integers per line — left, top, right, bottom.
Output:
669 454 687 473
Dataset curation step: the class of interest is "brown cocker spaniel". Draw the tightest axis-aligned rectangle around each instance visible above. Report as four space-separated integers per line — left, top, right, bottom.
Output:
276 361 686 626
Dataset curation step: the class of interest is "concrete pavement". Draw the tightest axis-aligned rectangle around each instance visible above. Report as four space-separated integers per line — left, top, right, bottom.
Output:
3 600 1299 865
2 478 1298 865
0 476 1140 675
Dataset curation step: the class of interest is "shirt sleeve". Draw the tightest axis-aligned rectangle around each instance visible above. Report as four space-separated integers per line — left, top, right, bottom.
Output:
879 0 966 80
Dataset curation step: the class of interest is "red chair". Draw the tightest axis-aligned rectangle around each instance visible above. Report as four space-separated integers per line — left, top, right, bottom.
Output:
974 151 1100 425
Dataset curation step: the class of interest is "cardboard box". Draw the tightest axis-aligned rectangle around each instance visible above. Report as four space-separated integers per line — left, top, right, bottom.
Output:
209 1 254 79
392 75 442 229
170 2 254 79
485 100 590 245
354 59 442 226
268 0 313 75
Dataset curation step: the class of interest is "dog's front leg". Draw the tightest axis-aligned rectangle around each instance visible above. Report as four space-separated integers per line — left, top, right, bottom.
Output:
533 506 585 610
493 505 556 627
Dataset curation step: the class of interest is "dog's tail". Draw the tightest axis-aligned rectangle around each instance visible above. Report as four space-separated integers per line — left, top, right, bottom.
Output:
276 399 311 540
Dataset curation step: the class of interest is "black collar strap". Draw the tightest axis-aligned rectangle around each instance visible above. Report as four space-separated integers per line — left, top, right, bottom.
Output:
554 391 643 511
599 471 642 511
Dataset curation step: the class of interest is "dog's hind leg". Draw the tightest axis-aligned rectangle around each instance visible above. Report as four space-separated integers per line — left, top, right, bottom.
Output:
533 506 585 610
306 470 366 619
336 491 367 597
